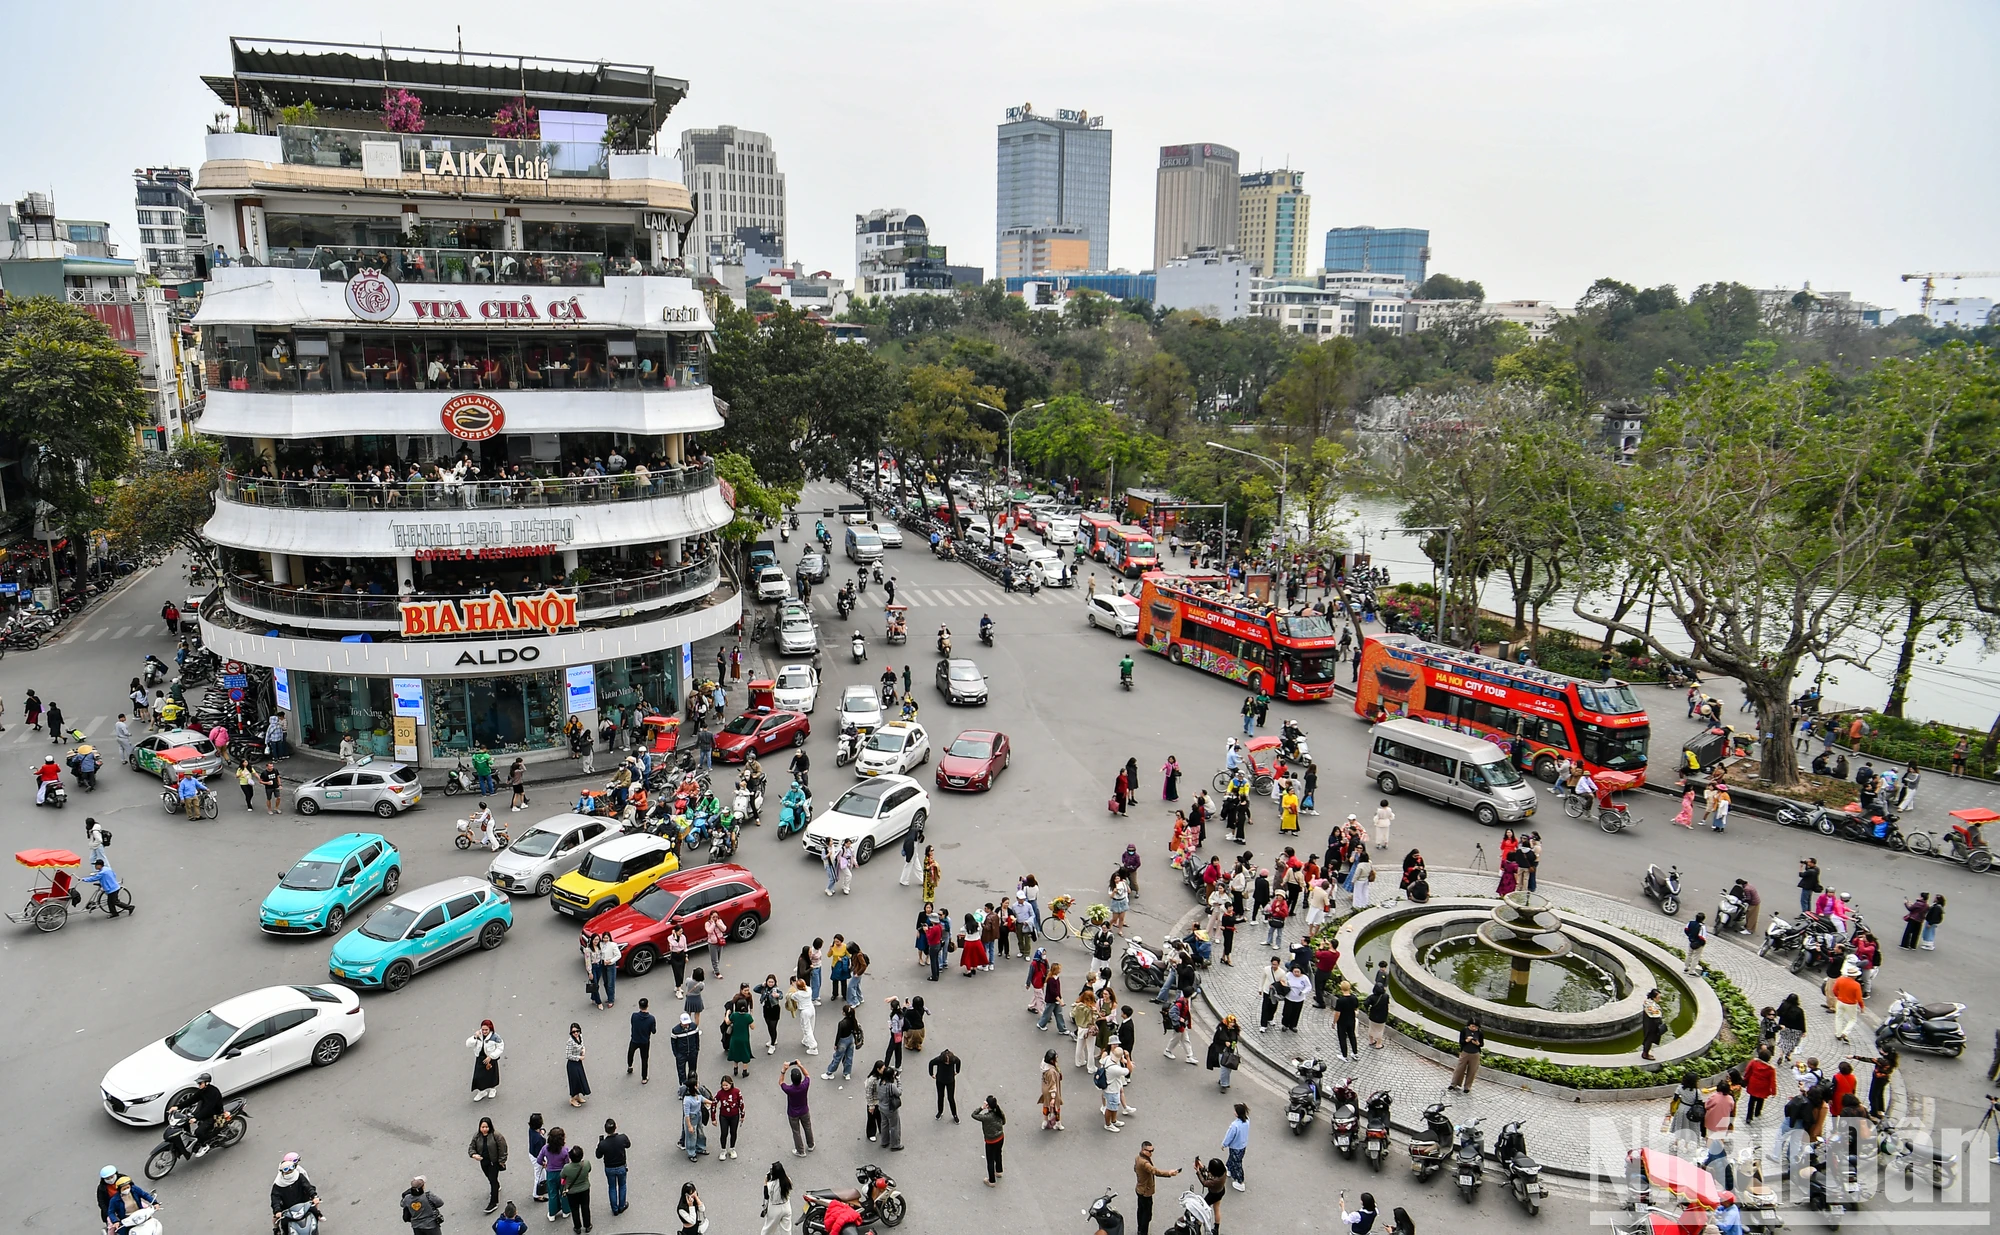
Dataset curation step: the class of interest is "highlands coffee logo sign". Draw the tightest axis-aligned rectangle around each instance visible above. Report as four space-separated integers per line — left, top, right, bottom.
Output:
344 270 400 322
400 589 579 638
441 393 505 440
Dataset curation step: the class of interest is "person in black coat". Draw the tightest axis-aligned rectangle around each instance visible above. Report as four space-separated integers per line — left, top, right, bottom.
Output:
669 1012 701 1089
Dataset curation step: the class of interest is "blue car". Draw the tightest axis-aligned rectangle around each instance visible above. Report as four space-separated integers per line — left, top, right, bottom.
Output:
328 876 512 991
259 833 402 936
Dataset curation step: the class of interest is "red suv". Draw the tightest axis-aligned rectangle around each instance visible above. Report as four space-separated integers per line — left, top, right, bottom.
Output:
584 863 772 977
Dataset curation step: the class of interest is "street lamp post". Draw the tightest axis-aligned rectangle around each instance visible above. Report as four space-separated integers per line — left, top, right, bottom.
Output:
1397 524 1456 643
1205 440 1290 594
977 400 1045 497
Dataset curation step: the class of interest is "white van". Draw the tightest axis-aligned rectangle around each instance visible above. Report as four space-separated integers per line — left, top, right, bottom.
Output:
1086 592 1140 637
845 525 884 564
1365 718 1538 827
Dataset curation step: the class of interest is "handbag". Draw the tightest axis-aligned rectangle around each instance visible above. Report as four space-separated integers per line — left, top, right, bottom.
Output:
1219 1049 1241 1070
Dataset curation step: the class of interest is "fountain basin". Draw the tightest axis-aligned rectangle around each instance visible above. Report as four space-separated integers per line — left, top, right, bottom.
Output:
1391 911 1648 1042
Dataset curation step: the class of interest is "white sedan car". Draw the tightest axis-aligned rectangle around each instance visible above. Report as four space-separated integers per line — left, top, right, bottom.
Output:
773 663 820 713
837 684 885 733
873 522 905 549
100 984 364 1126
802 774 930 864
856 721 930 777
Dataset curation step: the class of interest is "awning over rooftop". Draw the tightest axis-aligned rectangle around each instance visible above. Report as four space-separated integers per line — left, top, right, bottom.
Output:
203 36 687 121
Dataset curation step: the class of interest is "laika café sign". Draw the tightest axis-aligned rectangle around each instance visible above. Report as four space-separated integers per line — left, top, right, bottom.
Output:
415 149 551 182
400 589 579 638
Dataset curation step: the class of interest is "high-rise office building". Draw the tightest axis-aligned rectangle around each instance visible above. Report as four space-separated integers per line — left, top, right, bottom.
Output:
133 167 207 282
1238 170 1309 280
1324 226 1429 286
678 125 786 274
996 225 1091 281
995 104 1111 276
1152 143 1239 270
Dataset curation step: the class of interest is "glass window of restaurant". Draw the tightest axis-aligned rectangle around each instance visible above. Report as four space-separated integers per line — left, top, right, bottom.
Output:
296 672 395 754
265 213 404 252
593 651 677 722
427 670 564 758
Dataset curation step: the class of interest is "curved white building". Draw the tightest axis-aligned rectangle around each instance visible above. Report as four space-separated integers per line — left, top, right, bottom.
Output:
191 38 737 765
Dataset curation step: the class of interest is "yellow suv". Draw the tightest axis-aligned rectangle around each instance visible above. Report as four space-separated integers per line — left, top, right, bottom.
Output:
550 833 679 920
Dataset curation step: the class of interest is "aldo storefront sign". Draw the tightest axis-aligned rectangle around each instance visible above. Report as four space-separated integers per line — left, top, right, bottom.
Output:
400 588 579 638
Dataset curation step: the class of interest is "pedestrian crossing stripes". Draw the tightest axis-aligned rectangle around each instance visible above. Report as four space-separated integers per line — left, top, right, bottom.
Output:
811 586 1074 611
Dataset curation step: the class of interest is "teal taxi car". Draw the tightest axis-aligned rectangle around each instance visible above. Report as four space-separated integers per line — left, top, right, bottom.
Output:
259 833 402 936
328 876 511 991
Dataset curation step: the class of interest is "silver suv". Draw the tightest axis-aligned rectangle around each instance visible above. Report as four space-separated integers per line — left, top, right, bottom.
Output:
487 814 627 897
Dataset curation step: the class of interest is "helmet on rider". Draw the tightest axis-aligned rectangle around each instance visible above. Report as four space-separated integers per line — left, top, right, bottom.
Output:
277 1152 303 1182
101 1165 120 1180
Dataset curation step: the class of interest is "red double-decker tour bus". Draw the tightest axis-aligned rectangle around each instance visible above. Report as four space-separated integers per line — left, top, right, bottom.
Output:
1134 570 1343 701
1352 632 1651 781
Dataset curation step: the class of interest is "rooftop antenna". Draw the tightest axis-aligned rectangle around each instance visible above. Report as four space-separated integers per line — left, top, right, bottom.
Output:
457 26 463 63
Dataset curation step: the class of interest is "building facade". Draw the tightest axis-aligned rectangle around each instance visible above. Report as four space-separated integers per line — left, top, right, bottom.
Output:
678 125 785 275
1154 248 1252 321
1152 143 1239 270
1004 270 1155 304
1407 297 1562 341
855 208 960 298
1250 280 1410 338
996 224 1091 281
1324 225 1429 285
191 38 733 767
995 104 1111 279
1237 170 1308 280
1928 296 1992 330
134 167 208 283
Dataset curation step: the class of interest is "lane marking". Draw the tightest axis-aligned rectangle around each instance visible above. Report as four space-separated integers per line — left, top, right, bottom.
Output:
114 626 133 639
87 628 109 642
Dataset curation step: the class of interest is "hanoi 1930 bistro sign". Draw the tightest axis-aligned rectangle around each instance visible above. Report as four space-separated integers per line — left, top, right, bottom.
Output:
400 589 579 638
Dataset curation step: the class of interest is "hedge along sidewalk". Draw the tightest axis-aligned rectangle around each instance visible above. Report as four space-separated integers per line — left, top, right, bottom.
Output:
1188 869 1895 1183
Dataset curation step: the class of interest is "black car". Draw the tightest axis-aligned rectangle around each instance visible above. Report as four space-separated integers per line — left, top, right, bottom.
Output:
935 658 989 705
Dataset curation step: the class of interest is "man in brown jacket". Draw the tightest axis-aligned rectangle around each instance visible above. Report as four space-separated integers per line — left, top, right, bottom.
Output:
1134 1141 1181 1235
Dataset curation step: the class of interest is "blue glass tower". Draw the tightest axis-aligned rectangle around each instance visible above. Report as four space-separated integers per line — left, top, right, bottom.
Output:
1323 226 1428 285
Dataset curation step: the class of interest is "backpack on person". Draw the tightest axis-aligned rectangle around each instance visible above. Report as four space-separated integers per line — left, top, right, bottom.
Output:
1093 1064 1109 1090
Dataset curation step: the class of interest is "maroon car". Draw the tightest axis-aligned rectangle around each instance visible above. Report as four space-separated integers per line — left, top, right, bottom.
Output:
584 863 773 975
711 708 810 762
935 729 1011 792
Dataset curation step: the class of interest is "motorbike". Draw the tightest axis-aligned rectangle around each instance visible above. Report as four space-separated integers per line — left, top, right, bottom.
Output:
803 1163 906 1229
1641 863 1681 916
278 1201 321 1235
937 632 951 656
837 593 855 621
790 512 800 531
1716 882 1747 934
1875 990 1967 1057
1363 1090 1393 1171
1493 1120 1545 1215
778 788 813 838
1774 801 1837 833
111 1203 164 1235
872 565 884 585
710 823 739 862
835 730 861 768
1409 1102 1458 1181
1327 1076 1360 1157
1789 929 1849 976
1278 721 1310 767
1759 910 1834 959
1083 1190 1122 1235
1120 671 1132 692
34 772 68 810
978 622 993 647
734 781 764 824
1158 1188 1215 1235
454 816 510 851
145 1099 250 1179
1880 1116 1960 1190
880 680 898 706
852 634 868 663
1285 1057 1327 1135
1451 1114 1487 1203
441 758 477 796
144 654 170 685
1120 937 1165 994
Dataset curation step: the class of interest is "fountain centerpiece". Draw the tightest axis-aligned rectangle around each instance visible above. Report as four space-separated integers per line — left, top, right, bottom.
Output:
1476 890 1573 995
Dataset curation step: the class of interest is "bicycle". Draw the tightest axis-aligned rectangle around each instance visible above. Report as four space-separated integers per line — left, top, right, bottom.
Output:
83 884 134 916
1040 914 1069 941
161 785 220 819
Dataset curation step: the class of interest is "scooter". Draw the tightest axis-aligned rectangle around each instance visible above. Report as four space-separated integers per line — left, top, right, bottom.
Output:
34 774 69 810
441 757 477 796
1641 863 1680 916
803 1163 906 1229
1409 1102 1457 1181
777 787 813 838
1875 990 1967 1057
1157 1188 1216 1235
835 730 861 767
144 1099 251 1179
837 592 855 621
1084 1190 1123 1235
1759 910 1835 959
143 654 170 685
113 1203 164 1235
1880 1116 1960 1190
1327 1076 1360 1157
1121 937 1165 994
454 816 510 851
1774 801 1837 832
1363 1090 1393 1171
734 781 764 824
1278 721 1310 767
279 1201 321 1235
1285 1057 1327 1136
780 523 791 543
1451 1114 1486 1203
1716 881 1748 934
852 633 868 663
978 622 993 646
1493 1120 1545 1215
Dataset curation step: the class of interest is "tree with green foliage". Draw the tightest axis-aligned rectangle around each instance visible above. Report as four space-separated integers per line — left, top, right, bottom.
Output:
713 450 797 576
889 365 1002 510
1571 362 1957 786
106 437 219 562
1128 351 1193 439
708 301 896 486
0 297 148 532
1415 273 1485 303
1267 337 1359 443
1492 339 1587 414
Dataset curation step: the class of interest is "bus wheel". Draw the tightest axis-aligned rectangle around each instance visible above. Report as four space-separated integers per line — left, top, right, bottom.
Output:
1167 643 1183 665
1533 755 1557 783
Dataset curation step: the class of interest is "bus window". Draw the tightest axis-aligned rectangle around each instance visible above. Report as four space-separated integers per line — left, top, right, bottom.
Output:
1577 722 1649 771
1282 652 1337 685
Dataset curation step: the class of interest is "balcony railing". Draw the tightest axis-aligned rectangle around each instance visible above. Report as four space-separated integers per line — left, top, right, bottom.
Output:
219 460 715 512
262 245 651 288
277 125 610 179
223 556 721 628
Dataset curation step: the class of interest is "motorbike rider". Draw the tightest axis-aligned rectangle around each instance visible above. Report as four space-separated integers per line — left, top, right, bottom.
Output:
900 693 920 722
97 1167 157 1224
34 755 62 803
780 779 809 828
979 613 993 641
1280 719 1305 757
881 666 898 698
1119 654 1135 687
185 1072 230 1155
837 718 860 762
471 802 500 850
269 1152 320 1231
937 625 952 655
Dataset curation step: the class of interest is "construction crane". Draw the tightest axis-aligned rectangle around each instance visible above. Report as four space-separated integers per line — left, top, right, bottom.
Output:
1900 271 2000 318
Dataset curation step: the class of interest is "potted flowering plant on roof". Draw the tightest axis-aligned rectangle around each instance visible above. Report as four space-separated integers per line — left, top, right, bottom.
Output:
492 98 539 140
381 88 425 134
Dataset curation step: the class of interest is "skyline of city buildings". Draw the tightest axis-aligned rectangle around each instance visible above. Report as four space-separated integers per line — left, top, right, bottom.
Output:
678 124 786 275
1152 142 1239 270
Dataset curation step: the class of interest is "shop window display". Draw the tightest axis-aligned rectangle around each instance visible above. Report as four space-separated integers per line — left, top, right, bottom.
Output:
428 671 563 758
297 673 395 755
